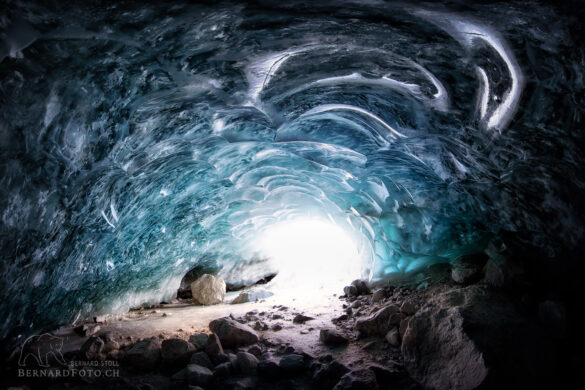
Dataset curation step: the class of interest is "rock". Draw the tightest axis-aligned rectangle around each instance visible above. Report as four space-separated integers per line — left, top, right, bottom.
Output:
371 289 385 303
204 333 226 364
451 253 488 285
188 333 209 349
231 292 250 304
74 324 101 337
400 285 558 390
232 377 258 390
351 280 370 295
271 323 282 331
79 336 104 360
236 351 258 374
258 359 282 378
94 315 107 324
343 285 358 297
538 300 567 337
355 304 402 337
213 362 232 377
293 314 314 324
161 338 195 362
399 318 410 338
98 332 120 354
319 329 348 346
126 337 161 370
247 345 262 356
190 351 214 369
313 360 350 390
334 314 348 321
209 317 259 348
185 364 213 387
279 354 305 373
400 300 417 315
190 274 226 305
333 369 379 390
385 328 401 347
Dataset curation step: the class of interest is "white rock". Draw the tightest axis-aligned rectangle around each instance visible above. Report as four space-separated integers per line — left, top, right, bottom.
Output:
190 274 226 305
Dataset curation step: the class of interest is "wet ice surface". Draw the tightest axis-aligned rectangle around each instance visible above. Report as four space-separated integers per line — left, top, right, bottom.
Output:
1 0 584 345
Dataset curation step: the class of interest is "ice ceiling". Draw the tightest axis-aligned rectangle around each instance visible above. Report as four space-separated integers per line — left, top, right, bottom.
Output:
1 1 584 344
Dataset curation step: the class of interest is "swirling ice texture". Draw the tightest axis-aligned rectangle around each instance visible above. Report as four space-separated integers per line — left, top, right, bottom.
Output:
1 1 584 344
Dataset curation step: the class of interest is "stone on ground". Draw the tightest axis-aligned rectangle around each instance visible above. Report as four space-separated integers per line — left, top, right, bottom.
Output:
125 337 161 370
190 351 213 369
313 360 350 390
320 329 348 346
185 364 213 387
209 317 259 347
333 368 379 390
190 274 226 305
279 353 305 373
161 338 195 362
236 351 258 374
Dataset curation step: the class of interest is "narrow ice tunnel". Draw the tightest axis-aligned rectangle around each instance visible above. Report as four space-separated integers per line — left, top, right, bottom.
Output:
1 0 584 352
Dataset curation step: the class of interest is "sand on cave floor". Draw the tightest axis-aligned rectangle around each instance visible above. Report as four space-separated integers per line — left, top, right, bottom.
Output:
49 287 401 370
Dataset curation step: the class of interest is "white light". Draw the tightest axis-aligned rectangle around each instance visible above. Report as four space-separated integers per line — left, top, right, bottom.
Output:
253 218 365 296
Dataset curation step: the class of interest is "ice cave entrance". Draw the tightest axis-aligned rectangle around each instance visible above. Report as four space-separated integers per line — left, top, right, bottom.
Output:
252 217 368 300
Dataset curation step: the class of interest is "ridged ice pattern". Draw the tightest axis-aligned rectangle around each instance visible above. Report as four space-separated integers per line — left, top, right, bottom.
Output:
1 1 583 344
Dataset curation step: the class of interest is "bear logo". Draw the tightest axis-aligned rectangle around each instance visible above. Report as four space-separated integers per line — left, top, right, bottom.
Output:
18 333 67 367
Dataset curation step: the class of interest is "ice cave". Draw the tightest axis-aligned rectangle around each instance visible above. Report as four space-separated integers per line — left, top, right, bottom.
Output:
1 1 584 389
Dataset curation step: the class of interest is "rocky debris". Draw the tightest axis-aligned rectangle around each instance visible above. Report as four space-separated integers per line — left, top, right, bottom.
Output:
355 304 404 337
320 329 349 346
125 337 161 370
190 351 214 369
400 300 417 315
253 321 269 331
385 328 401 347
235 351 258 374
204 333 227 364
333 368 379 390
293 314 314 324
191 274 226 305
371 289 386 303
188 333 209 349
247 345 262 356
161 338 195 363
214 361 233 377
185 364 214 387
79 336 104 360
209 317 259 348
344 285 358 297
351 279 371 295
271 323 283 331
451 253 488 284
74 324 101 337
538 299 567 337
399 318 410 338
257 359 282 378
279 353 306 373
313 360 350 389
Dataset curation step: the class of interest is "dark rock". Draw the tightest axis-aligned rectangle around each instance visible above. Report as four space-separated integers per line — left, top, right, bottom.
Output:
190 351 213 369
232 377 258 390
344 285 358 297
204 333 226 364
399 317 410 338
126 337 161 370
319 329 348 346
538 300 567 337
351 280 371 295
271 323 282 331
247 345 262 356
279 353 305 373
318 354 334 363
79 336 104 360
371 289 385 303
213 361 232 377
185 364 213 387
188 333 209 350
313 360 350 390
209 317 259 348
334 314 349 321
333 369 379 390
400 300 417 315
161 338 195 363
451 253 488 285
385 328 401 347
293 314 314 324
355 304 402 337
257 359 282 378
236 351 258 374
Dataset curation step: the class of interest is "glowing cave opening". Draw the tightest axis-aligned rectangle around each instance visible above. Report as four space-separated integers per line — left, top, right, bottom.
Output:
252 218 368 297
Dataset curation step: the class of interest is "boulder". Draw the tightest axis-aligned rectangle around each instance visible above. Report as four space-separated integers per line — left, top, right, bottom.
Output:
371 289 385 303
236 351 258 374
161 338 195 363
351 279 371 295
204 333 226 364
257 359 282 378
279 353 305 373
313 360 350 390
293 314 314 324
185 364 213 387
355 304 402 337
188 333 209 350
333 369 379 390
401 285 558 389
343 285 358 297
191 274 226 305
319 329 348 346
400 300 417 315
213 362 232 377
126 337 161 370
190 351 214 369
209 317 259 348
385 328 401 347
